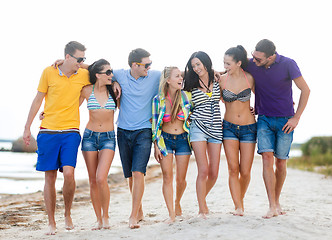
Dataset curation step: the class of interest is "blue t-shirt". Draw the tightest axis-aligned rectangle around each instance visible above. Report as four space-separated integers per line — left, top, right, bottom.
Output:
246 53 302 117
113 69 161 130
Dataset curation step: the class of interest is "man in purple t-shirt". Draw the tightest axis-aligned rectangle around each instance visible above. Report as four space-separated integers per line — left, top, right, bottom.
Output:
247 39 310 219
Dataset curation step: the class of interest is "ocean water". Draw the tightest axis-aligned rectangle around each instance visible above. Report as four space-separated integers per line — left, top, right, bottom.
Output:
0 142 302 195
0 142 126 195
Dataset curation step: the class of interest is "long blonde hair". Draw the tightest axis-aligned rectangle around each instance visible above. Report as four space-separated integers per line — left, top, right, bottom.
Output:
159 67 182 123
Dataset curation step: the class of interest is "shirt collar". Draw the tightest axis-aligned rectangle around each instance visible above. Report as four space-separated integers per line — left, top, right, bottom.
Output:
58 67 78 76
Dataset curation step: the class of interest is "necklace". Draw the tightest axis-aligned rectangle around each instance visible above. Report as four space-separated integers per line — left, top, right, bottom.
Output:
199 78 211 93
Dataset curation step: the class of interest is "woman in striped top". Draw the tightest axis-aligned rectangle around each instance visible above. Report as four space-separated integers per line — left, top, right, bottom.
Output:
183 51 223 218
219 46 256 216
80 59 118 230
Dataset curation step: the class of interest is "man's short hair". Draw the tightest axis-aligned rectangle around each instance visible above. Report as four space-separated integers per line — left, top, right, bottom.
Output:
255 39 276 57
64 41 86 57
128 48 150 67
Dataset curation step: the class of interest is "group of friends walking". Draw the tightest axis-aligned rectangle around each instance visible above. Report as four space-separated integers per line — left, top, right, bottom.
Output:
23 39 310 235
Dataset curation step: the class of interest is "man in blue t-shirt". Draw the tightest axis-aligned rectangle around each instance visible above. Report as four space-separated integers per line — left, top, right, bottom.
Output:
113 48 160 228
247 39 310 219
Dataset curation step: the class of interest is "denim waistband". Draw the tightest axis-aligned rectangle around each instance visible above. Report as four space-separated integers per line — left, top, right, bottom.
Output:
84 128 115 136
162 131 187 139
223 120 256 130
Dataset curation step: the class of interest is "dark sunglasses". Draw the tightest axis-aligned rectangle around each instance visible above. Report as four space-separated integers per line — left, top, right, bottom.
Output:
70 54 86 63
136 61 152 69
251 51 263 63
98 69 113 76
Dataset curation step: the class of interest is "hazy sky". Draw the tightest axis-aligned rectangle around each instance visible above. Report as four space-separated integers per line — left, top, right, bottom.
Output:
0 0 331 143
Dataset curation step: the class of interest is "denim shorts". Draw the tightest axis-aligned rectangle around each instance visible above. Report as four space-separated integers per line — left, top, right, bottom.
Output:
257 115 294 159
162 131 191 156
222 120 257 143
117 127 152 178
36 131 81 172
81 128 116 152
190 121 222 144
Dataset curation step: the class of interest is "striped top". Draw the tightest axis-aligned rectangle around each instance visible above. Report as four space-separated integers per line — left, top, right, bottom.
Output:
191 81 223 141
222 70 251 102
87 85 116 111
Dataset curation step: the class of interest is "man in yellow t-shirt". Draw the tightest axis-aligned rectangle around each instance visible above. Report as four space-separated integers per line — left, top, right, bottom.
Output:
23 41 90 235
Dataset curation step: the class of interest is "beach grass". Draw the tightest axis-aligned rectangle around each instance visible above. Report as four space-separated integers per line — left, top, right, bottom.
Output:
288 136 332 176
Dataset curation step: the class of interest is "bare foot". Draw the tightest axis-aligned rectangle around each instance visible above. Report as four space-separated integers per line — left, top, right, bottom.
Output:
197 213 208 219
65 216 74 230
129 217 140 229
262 209 278 219
91 221 103 230
102 217 111 229
276 205 286 215
164 217 175 224
232 208 244 216
137 209 144 222
45 224 56 235
175 202 182 216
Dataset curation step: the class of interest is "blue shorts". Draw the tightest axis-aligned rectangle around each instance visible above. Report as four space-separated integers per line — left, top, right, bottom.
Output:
36 131 81 172
257 115 294 159
190 121 222 144
162 131 191 156
81 128 116 152
222 120 257 143
117 128 152 178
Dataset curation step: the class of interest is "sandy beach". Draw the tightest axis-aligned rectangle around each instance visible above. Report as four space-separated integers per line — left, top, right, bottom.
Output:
0 156 331 240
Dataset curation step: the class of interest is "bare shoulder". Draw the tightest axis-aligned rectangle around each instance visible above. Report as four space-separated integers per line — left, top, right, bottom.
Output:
244 71 254 84
219 73 228 88
81 84 93 98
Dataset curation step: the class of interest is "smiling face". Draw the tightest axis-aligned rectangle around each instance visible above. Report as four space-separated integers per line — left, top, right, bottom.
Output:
251 51 271 67
167 68 183 90
134 57 152 77
224 54 241 74
191 57 208 78
67 50 85 72
96 64 113 85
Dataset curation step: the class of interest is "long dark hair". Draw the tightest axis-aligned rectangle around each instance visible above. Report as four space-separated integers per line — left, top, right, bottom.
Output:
225 45 248 69
183 51 214 92
88 59 117 108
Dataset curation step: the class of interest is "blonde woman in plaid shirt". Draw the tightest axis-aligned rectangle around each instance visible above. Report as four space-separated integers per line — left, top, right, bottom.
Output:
152 66 192 223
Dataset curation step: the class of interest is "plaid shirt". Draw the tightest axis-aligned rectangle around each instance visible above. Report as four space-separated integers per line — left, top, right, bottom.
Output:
152 90 192 156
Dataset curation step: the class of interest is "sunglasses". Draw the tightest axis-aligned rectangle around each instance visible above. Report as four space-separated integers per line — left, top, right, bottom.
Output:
251 51 264 63
70 54 86 63
98 69 113 76
136 61 152 69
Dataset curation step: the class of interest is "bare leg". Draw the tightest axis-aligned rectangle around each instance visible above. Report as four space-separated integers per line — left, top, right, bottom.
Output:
128 171 145 229
83 151 102 230
96 149 114 229
192 141 209 215
275 158 287 215
223 140 242 213
62 166 76 230
160 153 175 223
175 154 190 216
238 142 255 212
205 142 222 197
44 170 57 235
262 152 278 219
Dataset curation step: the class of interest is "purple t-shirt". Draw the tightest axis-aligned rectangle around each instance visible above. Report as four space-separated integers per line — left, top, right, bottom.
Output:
247 53 302 117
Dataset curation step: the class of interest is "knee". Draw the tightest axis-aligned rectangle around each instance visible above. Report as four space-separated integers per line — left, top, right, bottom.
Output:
276 159 287 171
197 167 209 180
240 169 251 180
96 175 108 186
63 171 75 182
163 173 173 185
209 170 219 182
176 176 186 187
228 166 239 177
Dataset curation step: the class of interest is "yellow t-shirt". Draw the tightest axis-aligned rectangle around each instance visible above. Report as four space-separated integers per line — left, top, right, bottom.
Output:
37 66 90 130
